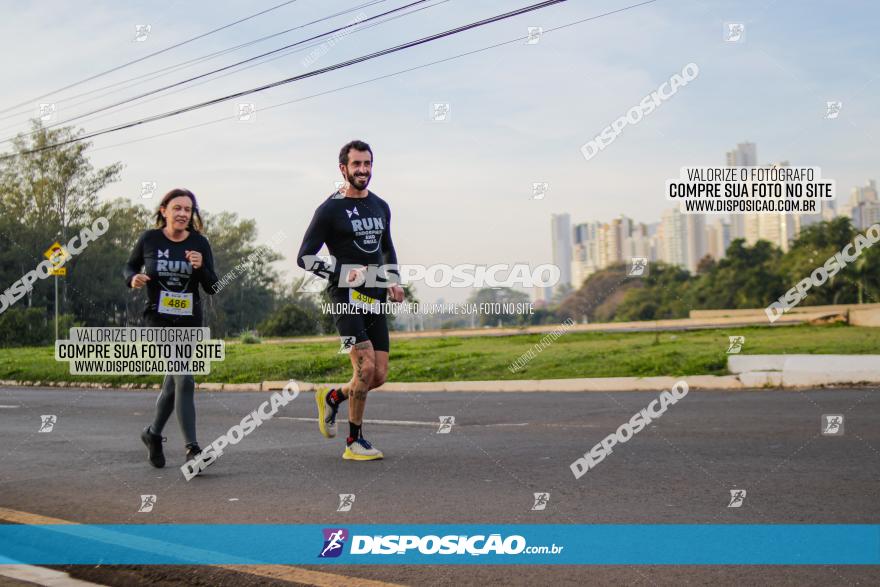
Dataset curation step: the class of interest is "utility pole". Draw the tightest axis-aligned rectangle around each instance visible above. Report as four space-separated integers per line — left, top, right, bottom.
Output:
54 274 58 340
44 242 67 341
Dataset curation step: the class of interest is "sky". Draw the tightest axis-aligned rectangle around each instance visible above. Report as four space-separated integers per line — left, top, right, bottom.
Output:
1 0 878 303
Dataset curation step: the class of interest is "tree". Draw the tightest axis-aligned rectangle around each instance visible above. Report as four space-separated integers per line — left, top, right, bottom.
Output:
689 239 785 310
258 302 319 336
614 262 693 321
0 121 122 340
257 276 331 337
551 283 573 304
200 211 283 336
466 287 530 326
70 198 152 326
696 254 716 275
556 264 640 323
779 217 858 306
0 307 78 347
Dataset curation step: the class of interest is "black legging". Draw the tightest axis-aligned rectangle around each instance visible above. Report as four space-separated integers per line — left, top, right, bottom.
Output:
146 312 197 446
151 372 197 446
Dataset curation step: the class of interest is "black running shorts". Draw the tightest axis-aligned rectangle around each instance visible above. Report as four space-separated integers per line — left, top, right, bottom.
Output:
334 311 389 352
329 288 390 352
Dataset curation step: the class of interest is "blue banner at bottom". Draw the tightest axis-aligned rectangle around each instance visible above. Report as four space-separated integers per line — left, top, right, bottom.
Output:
0 525 877 565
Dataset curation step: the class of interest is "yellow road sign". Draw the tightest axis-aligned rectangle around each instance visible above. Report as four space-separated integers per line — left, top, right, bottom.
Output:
49 267 67 276
43 242 70 266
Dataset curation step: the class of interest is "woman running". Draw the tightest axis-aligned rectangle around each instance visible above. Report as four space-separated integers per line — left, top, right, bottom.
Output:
124 188 220 469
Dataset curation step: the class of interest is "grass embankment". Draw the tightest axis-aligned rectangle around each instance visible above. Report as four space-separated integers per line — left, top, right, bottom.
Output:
1 323 877 384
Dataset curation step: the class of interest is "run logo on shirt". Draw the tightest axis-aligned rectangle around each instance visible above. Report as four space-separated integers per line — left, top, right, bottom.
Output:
156 256 193 289
349 213 385 253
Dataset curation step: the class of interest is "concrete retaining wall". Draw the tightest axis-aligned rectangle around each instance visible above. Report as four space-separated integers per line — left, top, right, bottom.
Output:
729 354 880 387
691 303 880 326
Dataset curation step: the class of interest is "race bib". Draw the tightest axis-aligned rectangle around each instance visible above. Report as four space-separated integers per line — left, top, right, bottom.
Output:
158 291 194 316
349 289 381 313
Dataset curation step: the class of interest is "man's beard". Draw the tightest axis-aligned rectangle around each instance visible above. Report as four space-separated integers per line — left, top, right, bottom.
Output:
346 170 371 190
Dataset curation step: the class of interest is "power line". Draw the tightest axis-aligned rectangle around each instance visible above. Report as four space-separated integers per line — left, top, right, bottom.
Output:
48 1 449 134
0 0 302 115
0 0 390 127
4 0 659 159
90 0 660 154
4 0 565 155
2 0 434 143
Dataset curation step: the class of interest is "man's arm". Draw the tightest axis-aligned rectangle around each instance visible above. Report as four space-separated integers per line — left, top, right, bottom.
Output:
380 200 400 285
297 205 340 284
380 200 403 302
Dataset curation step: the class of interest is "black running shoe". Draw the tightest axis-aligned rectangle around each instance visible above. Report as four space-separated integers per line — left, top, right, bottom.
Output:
141 426 166 468
185 443 202 461
185 443 214 477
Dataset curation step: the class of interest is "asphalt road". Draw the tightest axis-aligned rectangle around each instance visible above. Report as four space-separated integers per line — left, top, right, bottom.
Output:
0 385 878 586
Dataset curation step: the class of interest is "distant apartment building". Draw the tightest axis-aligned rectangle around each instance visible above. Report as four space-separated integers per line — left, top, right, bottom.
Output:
659 207 714 272
842 180 880 230
622 222 652 260
724 144 826 251
725 141 757 242
705 217 730 260
685 214 707 272
571 221 600 289
551 213 573 291
661 208 688 269
725 141 757 167
569 216 654 286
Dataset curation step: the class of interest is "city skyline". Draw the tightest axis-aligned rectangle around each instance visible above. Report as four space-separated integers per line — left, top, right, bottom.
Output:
541 140 876 299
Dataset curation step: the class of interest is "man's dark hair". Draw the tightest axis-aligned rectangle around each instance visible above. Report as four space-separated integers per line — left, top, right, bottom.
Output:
339 139 373 166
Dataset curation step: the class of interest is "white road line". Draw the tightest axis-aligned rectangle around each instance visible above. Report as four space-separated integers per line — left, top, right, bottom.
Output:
279 416 438 427
0 405 20 408
278 417 532 428
484 422 530 427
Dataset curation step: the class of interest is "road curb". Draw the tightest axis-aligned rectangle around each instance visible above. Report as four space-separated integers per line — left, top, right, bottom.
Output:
2 373 878 392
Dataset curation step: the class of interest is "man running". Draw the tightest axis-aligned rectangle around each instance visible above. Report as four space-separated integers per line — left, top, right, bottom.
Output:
297 139 404 461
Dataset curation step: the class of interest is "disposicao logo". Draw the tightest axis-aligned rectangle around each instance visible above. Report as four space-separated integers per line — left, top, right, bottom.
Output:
319 528 348 558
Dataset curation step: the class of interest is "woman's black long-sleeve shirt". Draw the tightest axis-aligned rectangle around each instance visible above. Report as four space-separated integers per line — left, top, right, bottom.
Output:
124 228 220 326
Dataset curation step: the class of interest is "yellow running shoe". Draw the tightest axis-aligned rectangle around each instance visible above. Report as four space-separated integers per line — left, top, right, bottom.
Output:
343 437 384 461
315 387 338 438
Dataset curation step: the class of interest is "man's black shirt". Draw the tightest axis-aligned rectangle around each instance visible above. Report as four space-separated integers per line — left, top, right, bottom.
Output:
297 191 399 301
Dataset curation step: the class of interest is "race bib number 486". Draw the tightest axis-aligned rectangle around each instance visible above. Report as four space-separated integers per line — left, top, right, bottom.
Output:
159 291 194 316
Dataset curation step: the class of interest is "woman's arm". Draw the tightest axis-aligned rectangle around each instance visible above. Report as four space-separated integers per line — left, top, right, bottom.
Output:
197 238 221 294
123 232 146 287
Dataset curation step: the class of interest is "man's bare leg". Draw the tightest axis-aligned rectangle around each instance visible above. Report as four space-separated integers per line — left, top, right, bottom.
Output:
341 347 389 422
341 341 375 426
337 341 384 459
371 351 389 390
